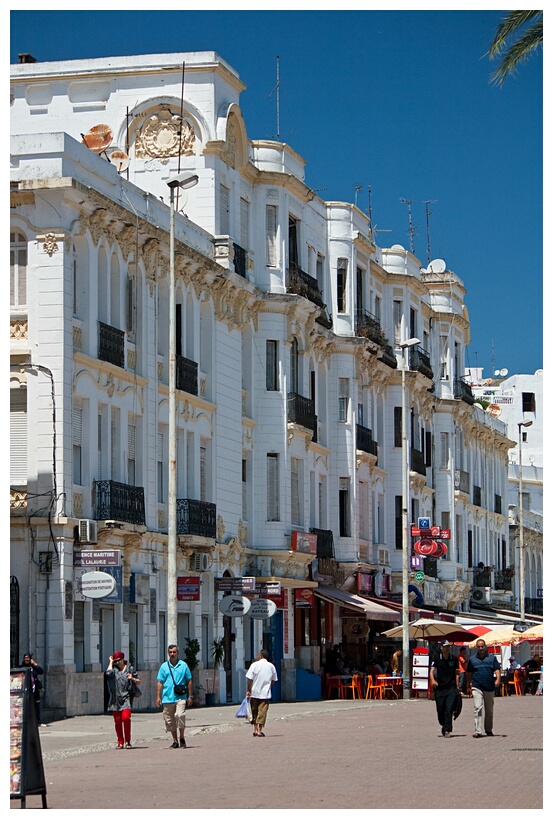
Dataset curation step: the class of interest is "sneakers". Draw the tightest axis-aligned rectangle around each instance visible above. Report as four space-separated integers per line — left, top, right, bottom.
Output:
170 741 179 748
179 738 186 748
443 731 452 738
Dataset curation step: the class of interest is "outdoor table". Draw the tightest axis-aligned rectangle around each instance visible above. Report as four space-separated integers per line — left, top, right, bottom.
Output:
376 675 403 699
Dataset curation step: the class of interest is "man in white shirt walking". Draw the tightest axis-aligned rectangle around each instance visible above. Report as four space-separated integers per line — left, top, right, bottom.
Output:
245 649 278 737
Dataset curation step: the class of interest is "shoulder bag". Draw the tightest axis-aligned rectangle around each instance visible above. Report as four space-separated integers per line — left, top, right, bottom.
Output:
167 661 188 697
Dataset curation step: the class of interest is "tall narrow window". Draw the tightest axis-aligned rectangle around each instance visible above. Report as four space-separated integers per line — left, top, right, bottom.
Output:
394 407 402 448
374 295 381 321
219 184 230 235
111 408 119 481
10 388 27 485
266 340 279 391
186 432 194 498
440 432 450 469
337 259 348 313
318 478 326 528
410 307 417 340
97 411 104 480
338 378 349 422
440 335 448 379
289 215 299 267
395 496 402 549
522 392 536 413
126 274 136 340
266 205 278 267
290 338 299 394
393 301 402 347
291 457 302 525
72 406 83 486
267 453 280 521
10 232 27 308
157 432 164 503
240 198 249 249
128 418 136 486
339 478 350 537
200 442 207 502
242 458 248 521
316 254 324 295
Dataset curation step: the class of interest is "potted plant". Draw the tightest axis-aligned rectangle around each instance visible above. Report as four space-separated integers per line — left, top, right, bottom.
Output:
205 638 225 707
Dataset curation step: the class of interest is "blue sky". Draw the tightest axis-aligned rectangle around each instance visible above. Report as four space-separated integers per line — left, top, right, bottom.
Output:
10 8 543 378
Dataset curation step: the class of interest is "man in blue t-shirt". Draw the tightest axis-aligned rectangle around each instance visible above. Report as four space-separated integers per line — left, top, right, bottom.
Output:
466 639 501 737
156 645 193 748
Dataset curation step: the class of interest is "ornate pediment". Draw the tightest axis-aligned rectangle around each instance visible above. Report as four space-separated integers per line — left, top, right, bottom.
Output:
135 109 195 159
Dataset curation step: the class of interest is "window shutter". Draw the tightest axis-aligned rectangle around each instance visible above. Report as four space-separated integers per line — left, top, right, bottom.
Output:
240 198 249 249
267 453 279 521
10 389 27 484
200 444 207 502
266 205 277 267
220 185 230 235
97 413 103 480
291 457 300 525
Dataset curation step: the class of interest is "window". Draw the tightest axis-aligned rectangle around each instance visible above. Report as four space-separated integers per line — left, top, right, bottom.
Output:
128 417 136 485
111 408 119 481
358 480 368 540
337 259 347 313
316 254 324 295
157 432 164 503
356 266 364 312
267 453 280 521
339 478 350 537
266 340 279 391
338 378 349 422
393 301 402 347
73 406 83 486
522 392 536 413
290 338 299 394
219 184 230 235
439 336 448 380
522 431 528 442
289 215 299 267
319 476 327 528
97 410 105 480
126 274 136 339
200 441 208 502
521 492 530 510
242 459 248 521
357 403 364 425
410 307 417 339
10 231 27 308
266 205 278 267
291 457 302 525
374 295 381 322
394 407 402 448
395 496 402 549
440 432 450 469
240 198 250 249
10 388 27 484
425 430 432 467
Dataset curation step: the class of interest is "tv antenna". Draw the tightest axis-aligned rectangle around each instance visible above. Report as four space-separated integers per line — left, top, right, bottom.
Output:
354 185 363 207
400 198 417 255
423 200 437 265
268 55 281 140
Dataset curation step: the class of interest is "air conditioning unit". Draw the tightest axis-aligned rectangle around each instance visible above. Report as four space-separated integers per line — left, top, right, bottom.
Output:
189 552 209 572
78 519 98 544
257 556 274 576
471 587 492 605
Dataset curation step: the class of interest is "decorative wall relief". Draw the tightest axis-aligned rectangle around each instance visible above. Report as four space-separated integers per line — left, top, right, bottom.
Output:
134 109 195 159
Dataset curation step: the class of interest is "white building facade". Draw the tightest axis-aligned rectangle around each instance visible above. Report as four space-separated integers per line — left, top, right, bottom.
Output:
10 51 516 717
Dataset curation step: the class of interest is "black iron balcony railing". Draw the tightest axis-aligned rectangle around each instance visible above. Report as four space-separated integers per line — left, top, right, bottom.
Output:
310 527 334 559
454 377 475 405
233 243 247 278
287 393 317 440
286 265 326 310
176 354 198 395
410 447 426 476
473 569 492 587
356 424 378 457
473 485 482 507
494 494 502 515
524 598 543 616
355 310 388 347
176 498 216 538
495 571 513 591
98 321 125 369
409 345 434 380
94 480 146 525
454 469 470 494
378 344 398 369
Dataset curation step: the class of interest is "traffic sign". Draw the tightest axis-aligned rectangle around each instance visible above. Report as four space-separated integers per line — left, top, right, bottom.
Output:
414 571 425 581
418 517 431 531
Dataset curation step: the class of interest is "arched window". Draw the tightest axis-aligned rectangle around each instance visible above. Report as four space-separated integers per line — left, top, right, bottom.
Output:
10 231 27 308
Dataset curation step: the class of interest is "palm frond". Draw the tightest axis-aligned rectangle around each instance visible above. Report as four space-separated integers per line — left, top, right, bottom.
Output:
489 10 542 57
490 21 543 85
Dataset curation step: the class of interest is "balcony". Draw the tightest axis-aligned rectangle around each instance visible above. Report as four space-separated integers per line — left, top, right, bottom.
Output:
454 377 475 405
494 494 502 515
355 310 388 347
473 485 482 507
286 265 326 310
410 447 426 477
409 345 433 380
495 570 513 591
94 480 146 525
473 569 492 587
233 242 247 278
356 424 378 457
454 469 470 494
378 344 397 369
176 354 198 395
525 598 543 616
176 498 216 538
98 321 125 369
309 527 334 559
288 393 317 440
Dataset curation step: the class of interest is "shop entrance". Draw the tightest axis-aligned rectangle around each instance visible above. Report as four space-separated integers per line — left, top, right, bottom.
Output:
263 611 282 702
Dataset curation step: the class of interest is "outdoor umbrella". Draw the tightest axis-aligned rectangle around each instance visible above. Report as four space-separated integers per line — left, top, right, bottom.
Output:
519 623 543 641
381 619 481 642
467 627 522 648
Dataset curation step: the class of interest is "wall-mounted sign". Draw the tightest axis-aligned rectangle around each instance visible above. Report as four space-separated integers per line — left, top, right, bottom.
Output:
249 598 277 620
177 576 200 601
418 517 431 531
74 566 122 603
294 588 314 608
254 581 281 596
74 549 121 567
218 595 251 617
344 620 369 638
215 577 256 593
374 570 383 597
357 573 373 593
291 531 317 555
79 571 117 599
413 538 438 555
410 555 423 570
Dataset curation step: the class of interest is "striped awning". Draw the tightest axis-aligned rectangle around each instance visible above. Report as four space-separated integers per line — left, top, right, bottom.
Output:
314 586 400 622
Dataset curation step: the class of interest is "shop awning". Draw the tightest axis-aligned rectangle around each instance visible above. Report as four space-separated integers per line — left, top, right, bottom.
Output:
314 587 400 622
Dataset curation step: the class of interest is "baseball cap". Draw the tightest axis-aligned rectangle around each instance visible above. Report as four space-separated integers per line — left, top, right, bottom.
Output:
440 640 452 647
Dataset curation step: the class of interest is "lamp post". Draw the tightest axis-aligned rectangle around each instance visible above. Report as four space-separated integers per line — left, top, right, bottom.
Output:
400 337 420 699
517 420 532 622
166 172 199 648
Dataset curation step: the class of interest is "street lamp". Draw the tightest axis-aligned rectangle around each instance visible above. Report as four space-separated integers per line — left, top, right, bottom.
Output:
517 420 532 622
400 337 420 699
167 172 199 648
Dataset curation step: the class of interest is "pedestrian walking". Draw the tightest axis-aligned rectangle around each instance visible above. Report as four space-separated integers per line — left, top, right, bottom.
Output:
155 644 193 748
105 652 141 749
429 640 460 737
457 646 468 695
466 639 501 737
19 652 46 726
246 649 278 737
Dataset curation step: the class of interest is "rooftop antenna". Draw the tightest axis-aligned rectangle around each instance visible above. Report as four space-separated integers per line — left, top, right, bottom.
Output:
367 185 373 233
354 184 363 207
423 199 437 265
268 56 281 140
491 338 495 377
400 198 417 255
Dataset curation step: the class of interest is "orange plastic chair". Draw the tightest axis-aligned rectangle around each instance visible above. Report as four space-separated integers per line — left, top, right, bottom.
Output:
365 674 383 700
342 673 363 699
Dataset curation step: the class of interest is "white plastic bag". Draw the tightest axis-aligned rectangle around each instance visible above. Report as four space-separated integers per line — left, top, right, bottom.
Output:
246 697 253 723
235 696 249 718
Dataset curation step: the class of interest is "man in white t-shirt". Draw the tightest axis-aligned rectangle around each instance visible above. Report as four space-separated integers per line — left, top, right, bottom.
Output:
245 649 278 737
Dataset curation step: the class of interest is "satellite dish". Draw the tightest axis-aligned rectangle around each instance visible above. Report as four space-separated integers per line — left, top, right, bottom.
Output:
499 368 508 377
429 259 446 273
81 124 113 154
494 370 500 376
391 244 405 251
109 150 129 173
487 404 502 417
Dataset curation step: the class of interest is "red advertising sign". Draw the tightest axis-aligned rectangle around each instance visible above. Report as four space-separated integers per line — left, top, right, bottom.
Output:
177 576 200 601
431 526 441 537
294 588 314 608
357 573 374 593
411 526 421 537
413 539 438 556
291 531 317 555
440 529 451 539
432 543 448 558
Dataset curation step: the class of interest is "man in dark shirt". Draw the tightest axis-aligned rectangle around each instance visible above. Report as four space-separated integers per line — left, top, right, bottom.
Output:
429 640 460 737
466 639 501 737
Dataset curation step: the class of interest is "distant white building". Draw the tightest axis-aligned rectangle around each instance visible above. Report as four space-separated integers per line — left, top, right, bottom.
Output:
10 51 518 717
